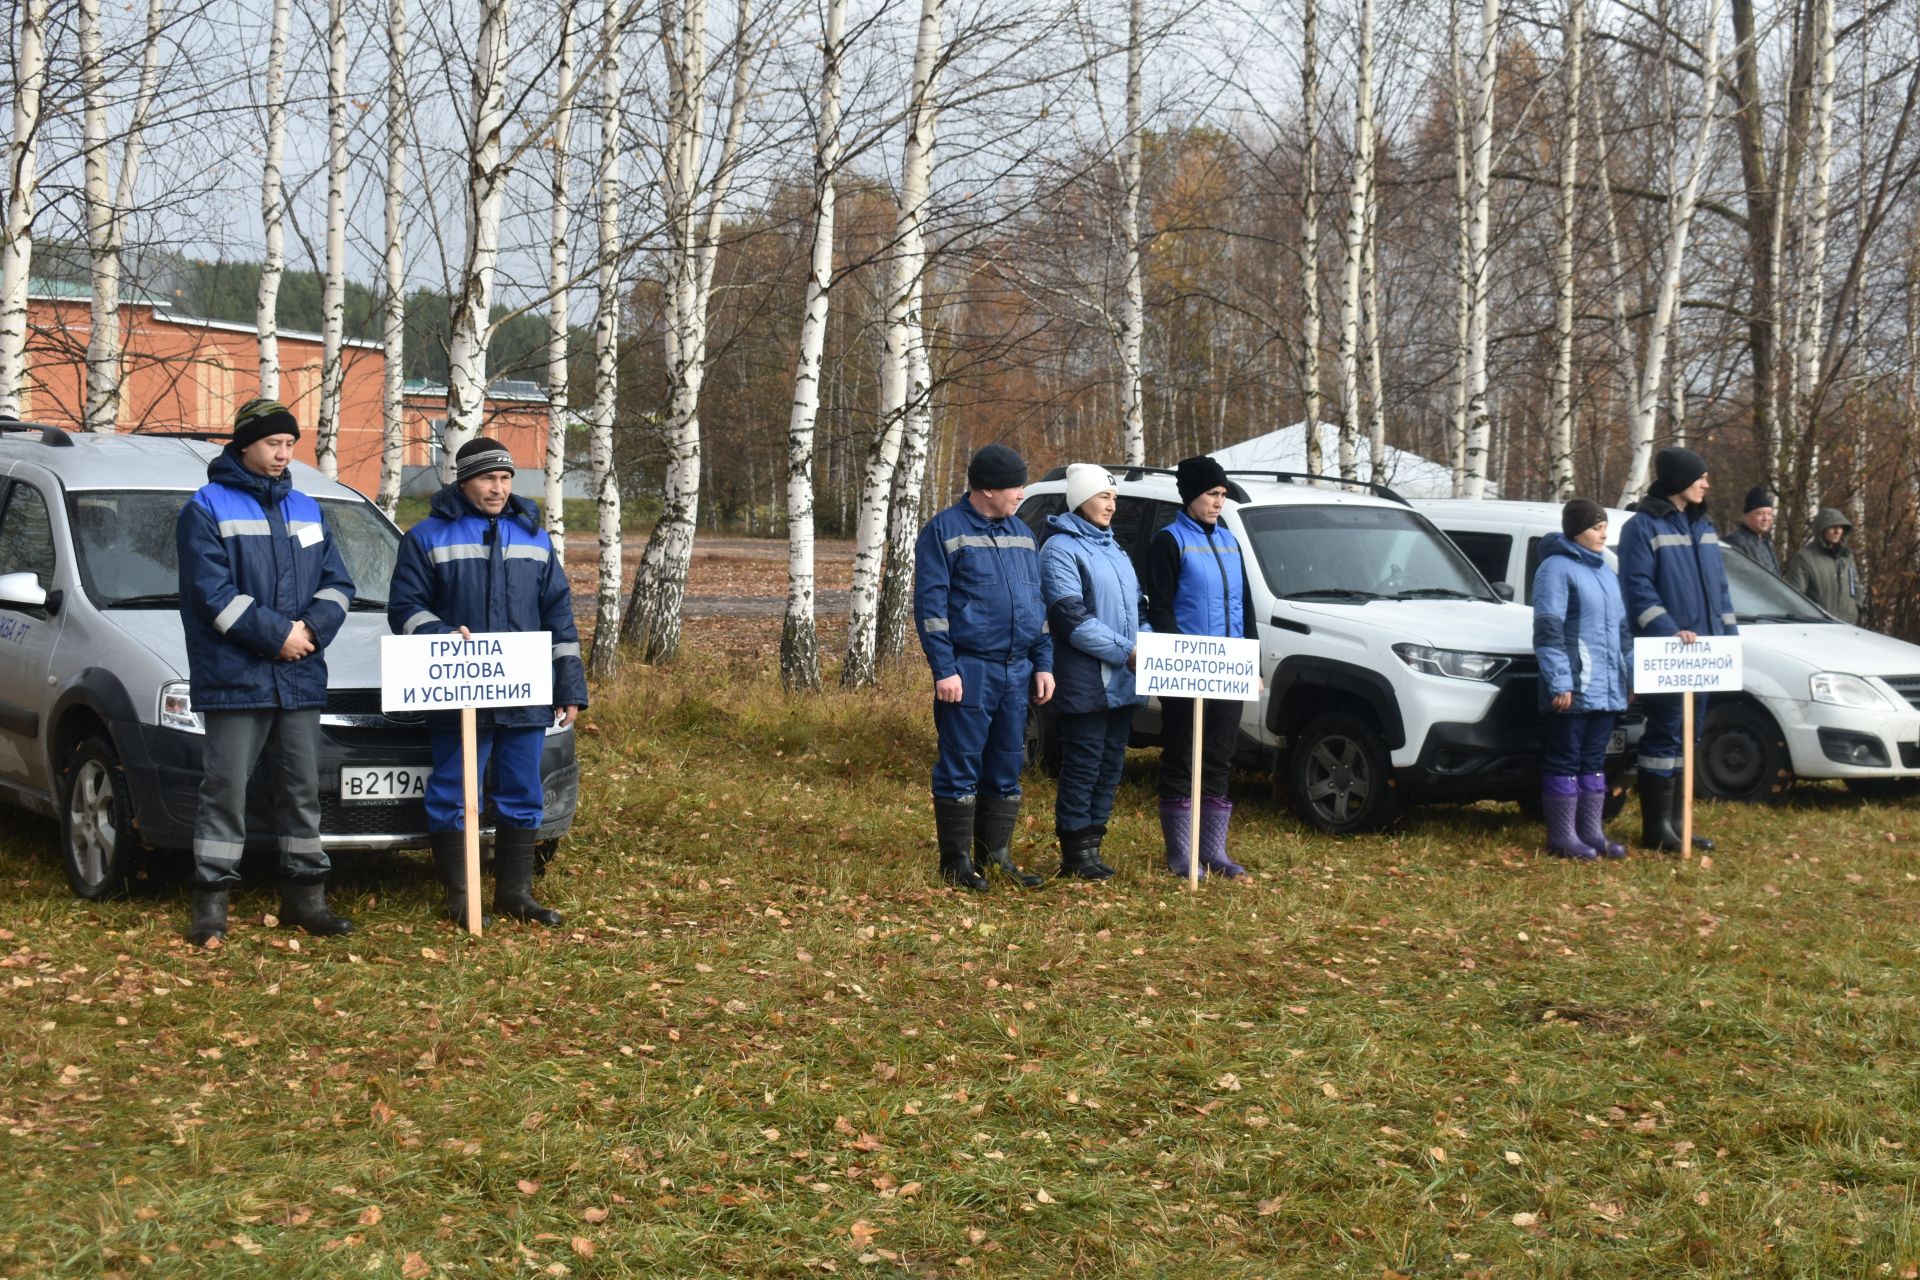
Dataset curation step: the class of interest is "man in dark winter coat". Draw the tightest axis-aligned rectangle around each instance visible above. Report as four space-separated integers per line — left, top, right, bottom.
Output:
387 437 588 930
176 398 357 946
1723 487 1781 576
1785 507 1864 625
1617 446 1737 854
912 443 1055 892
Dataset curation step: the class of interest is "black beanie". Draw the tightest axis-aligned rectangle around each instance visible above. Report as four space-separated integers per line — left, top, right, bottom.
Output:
1649 446 1708 499
231 398 299 452
1176 455 1231 504
967 443 1027 491
455 436 517 483
1744 485 1776 512
1561 497 1607 539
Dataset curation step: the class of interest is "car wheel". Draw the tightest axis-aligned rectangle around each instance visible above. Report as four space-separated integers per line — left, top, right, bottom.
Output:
1601 784 1629 821
1699 702 1794 804
1023 703 1063 778
1287 711 1403 834
60 735 143 899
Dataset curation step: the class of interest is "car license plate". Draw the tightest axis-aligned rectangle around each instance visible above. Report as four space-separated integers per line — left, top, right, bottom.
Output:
1607 729 1627 755
340 766 429 803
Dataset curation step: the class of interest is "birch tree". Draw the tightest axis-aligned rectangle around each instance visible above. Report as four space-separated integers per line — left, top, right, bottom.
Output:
257 0 291 400
1618 0 1722 504
1548 0 1584 501
1790 0 1836 516
586 0 627 679
1447 0 1471 491
1335 0 1375 481
1117 0 1146 467
315 0 350 478
376 0 409 517
621 0 758 662
80 0 168 435
1458 0 1498 498
545 3 579 541
0 0 50 419
1300 0 1322 472
842 0 942 689
781 0 848 693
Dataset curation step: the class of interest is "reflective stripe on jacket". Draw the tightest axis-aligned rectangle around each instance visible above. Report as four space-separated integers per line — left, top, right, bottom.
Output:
1151 511 1246 639
1617 495 1738 638
913 497 1052 681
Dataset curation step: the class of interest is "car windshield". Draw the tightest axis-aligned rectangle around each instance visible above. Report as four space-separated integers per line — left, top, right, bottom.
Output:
67 490 401 610
1723 544 1830 623
1237 503 1497 602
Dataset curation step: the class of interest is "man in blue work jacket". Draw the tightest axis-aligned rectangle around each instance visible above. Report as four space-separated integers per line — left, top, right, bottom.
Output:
1618 446 1737 854
177 398 357 947
387 437 588 930
913 444 1055 892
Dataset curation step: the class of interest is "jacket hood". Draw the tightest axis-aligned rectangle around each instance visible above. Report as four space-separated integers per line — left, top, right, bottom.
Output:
1538 531 1606 568
208 447 292 506
1811 506 1852 535
1046 510 1114 544
430 481 542 531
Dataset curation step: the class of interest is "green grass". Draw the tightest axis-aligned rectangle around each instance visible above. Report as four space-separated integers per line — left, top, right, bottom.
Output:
4 648 1920 1277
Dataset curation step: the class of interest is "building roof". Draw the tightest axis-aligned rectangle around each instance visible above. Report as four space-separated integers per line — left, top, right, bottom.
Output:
403 377 549 404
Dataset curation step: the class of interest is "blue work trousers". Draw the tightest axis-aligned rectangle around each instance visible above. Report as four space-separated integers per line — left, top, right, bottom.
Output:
1540 710 1617 777
932 654 1032 800
1638 692 1708 777
1054 706 1134 834
426 721 546 832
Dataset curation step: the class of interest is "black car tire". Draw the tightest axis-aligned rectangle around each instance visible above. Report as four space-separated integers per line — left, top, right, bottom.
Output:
1699 702 1794 805
1023 703 1063 778
1287 711 1403 834
59 735 144 899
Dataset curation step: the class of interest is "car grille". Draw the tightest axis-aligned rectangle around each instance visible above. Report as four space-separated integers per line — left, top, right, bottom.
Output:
318 794 432 837
326 688 426 722
322 687 431 749
1902 742 1920 769
1882 675 1920 712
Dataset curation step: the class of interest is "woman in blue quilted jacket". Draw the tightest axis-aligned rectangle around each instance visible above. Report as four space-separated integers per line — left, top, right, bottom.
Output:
1038 465 1146 880
1531 498 1631 860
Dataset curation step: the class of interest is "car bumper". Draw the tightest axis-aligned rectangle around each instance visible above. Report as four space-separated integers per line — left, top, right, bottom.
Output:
1768 694 1920 779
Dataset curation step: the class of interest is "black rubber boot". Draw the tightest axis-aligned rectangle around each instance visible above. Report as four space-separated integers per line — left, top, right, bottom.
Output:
1671 775 1714 851
1057 827 1115 881
977 795 1044 889
935 797 988 892
1085 824 1118 879
1637 773 1682 853
187 889 228 948
494 827 563 926
278 881 355 937
431 830 494 931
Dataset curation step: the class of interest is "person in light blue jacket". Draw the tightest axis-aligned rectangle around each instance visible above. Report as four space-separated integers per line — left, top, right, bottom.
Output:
1531 498 1631 861
1039 465 1147 880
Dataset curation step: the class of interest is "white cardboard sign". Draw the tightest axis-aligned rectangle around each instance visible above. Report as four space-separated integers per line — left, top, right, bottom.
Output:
1134 632 1262 702
380 631 553 713
1632 635 1743 695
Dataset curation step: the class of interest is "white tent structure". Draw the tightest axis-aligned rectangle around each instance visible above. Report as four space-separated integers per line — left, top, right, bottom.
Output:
1207 422 1485 500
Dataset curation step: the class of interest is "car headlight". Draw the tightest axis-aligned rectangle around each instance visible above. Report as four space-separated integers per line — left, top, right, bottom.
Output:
1392 643 1511 682
159 682 204 734
1809 672 1893 709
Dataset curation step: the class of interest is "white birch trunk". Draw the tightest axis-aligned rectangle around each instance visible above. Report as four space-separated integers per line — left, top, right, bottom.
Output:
1459 0 1499 499
622 0 755 662
1588 79 1637 457
1794 0 1835 465
878 276 935 663
1300 0 1322 473
781 0 847 693
377 0 409 517
841 0 941 689
0 0 50 418
545 6 578 543
257 0 290 400
1116 0 1145 467
315 0 348 478
1362 183 1384 477
586 0 626 679
1549 0 1584 501
443 0 513 477
1448 0 1470 492
1618 0 1722 504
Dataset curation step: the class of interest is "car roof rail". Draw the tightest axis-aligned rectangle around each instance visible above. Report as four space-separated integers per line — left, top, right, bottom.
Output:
0 417 75 447
1035 462 1406 506
129 426 233 442
1035 463 1255 503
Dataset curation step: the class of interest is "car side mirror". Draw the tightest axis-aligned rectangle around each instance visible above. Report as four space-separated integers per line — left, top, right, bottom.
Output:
1493 582 1515 602
0 571 47 609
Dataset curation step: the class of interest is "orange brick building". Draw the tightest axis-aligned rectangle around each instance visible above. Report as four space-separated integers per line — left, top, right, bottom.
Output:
17 285 551 498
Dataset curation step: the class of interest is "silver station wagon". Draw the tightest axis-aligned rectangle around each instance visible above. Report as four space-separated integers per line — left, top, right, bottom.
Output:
0 422 578 898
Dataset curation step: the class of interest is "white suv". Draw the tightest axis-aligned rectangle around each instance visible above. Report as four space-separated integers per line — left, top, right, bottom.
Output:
1418 498 1920 803
1018 467 1637 834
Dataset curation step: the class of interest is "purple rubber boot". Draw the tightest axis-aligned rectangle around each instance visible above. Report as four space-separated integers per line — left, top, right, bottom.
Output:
1543 775 1598 860
1199 795 1247 878
1159 797 1202 879
1576 773 1627 859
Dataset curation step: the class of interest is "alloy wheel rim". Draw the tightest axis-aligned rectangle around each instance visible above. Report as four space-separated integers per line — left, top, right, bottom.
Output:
67 759 114 888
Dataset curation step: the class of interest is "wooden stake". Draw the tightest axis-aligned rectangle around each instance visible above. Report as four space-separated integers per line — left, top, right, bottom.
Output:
1679 690 1694 861
461 704 483 934
1189 697 1204 890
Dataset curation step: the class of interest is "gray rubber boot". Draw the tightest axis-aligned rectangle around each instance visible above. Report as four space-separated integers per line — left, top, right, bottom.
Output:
493 826 562 926
278 881 355 936
976 795 1043 888
187 889 228 948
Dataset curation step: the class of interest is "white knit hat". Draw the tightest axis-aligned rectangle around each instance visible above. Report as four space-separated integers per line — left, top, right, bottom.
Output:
1065 463 1118 514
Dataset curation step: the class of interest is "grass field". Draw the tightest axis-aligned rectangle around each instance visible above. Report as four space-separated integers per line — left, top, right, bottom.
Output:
3 642 1920 1277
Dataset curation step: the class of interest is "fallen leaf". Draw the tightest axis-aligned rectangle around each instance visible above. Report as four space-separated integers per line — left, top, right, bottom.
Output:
1512 1211 1539 1227
1256 1197 1285 1216
580 1207 609 1224
357 1206 382 1226
571 1237 595 1258
517 1179 541 1196
849 1220 877 1250
1034 1188 1055 1204
401 1253 430 1279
